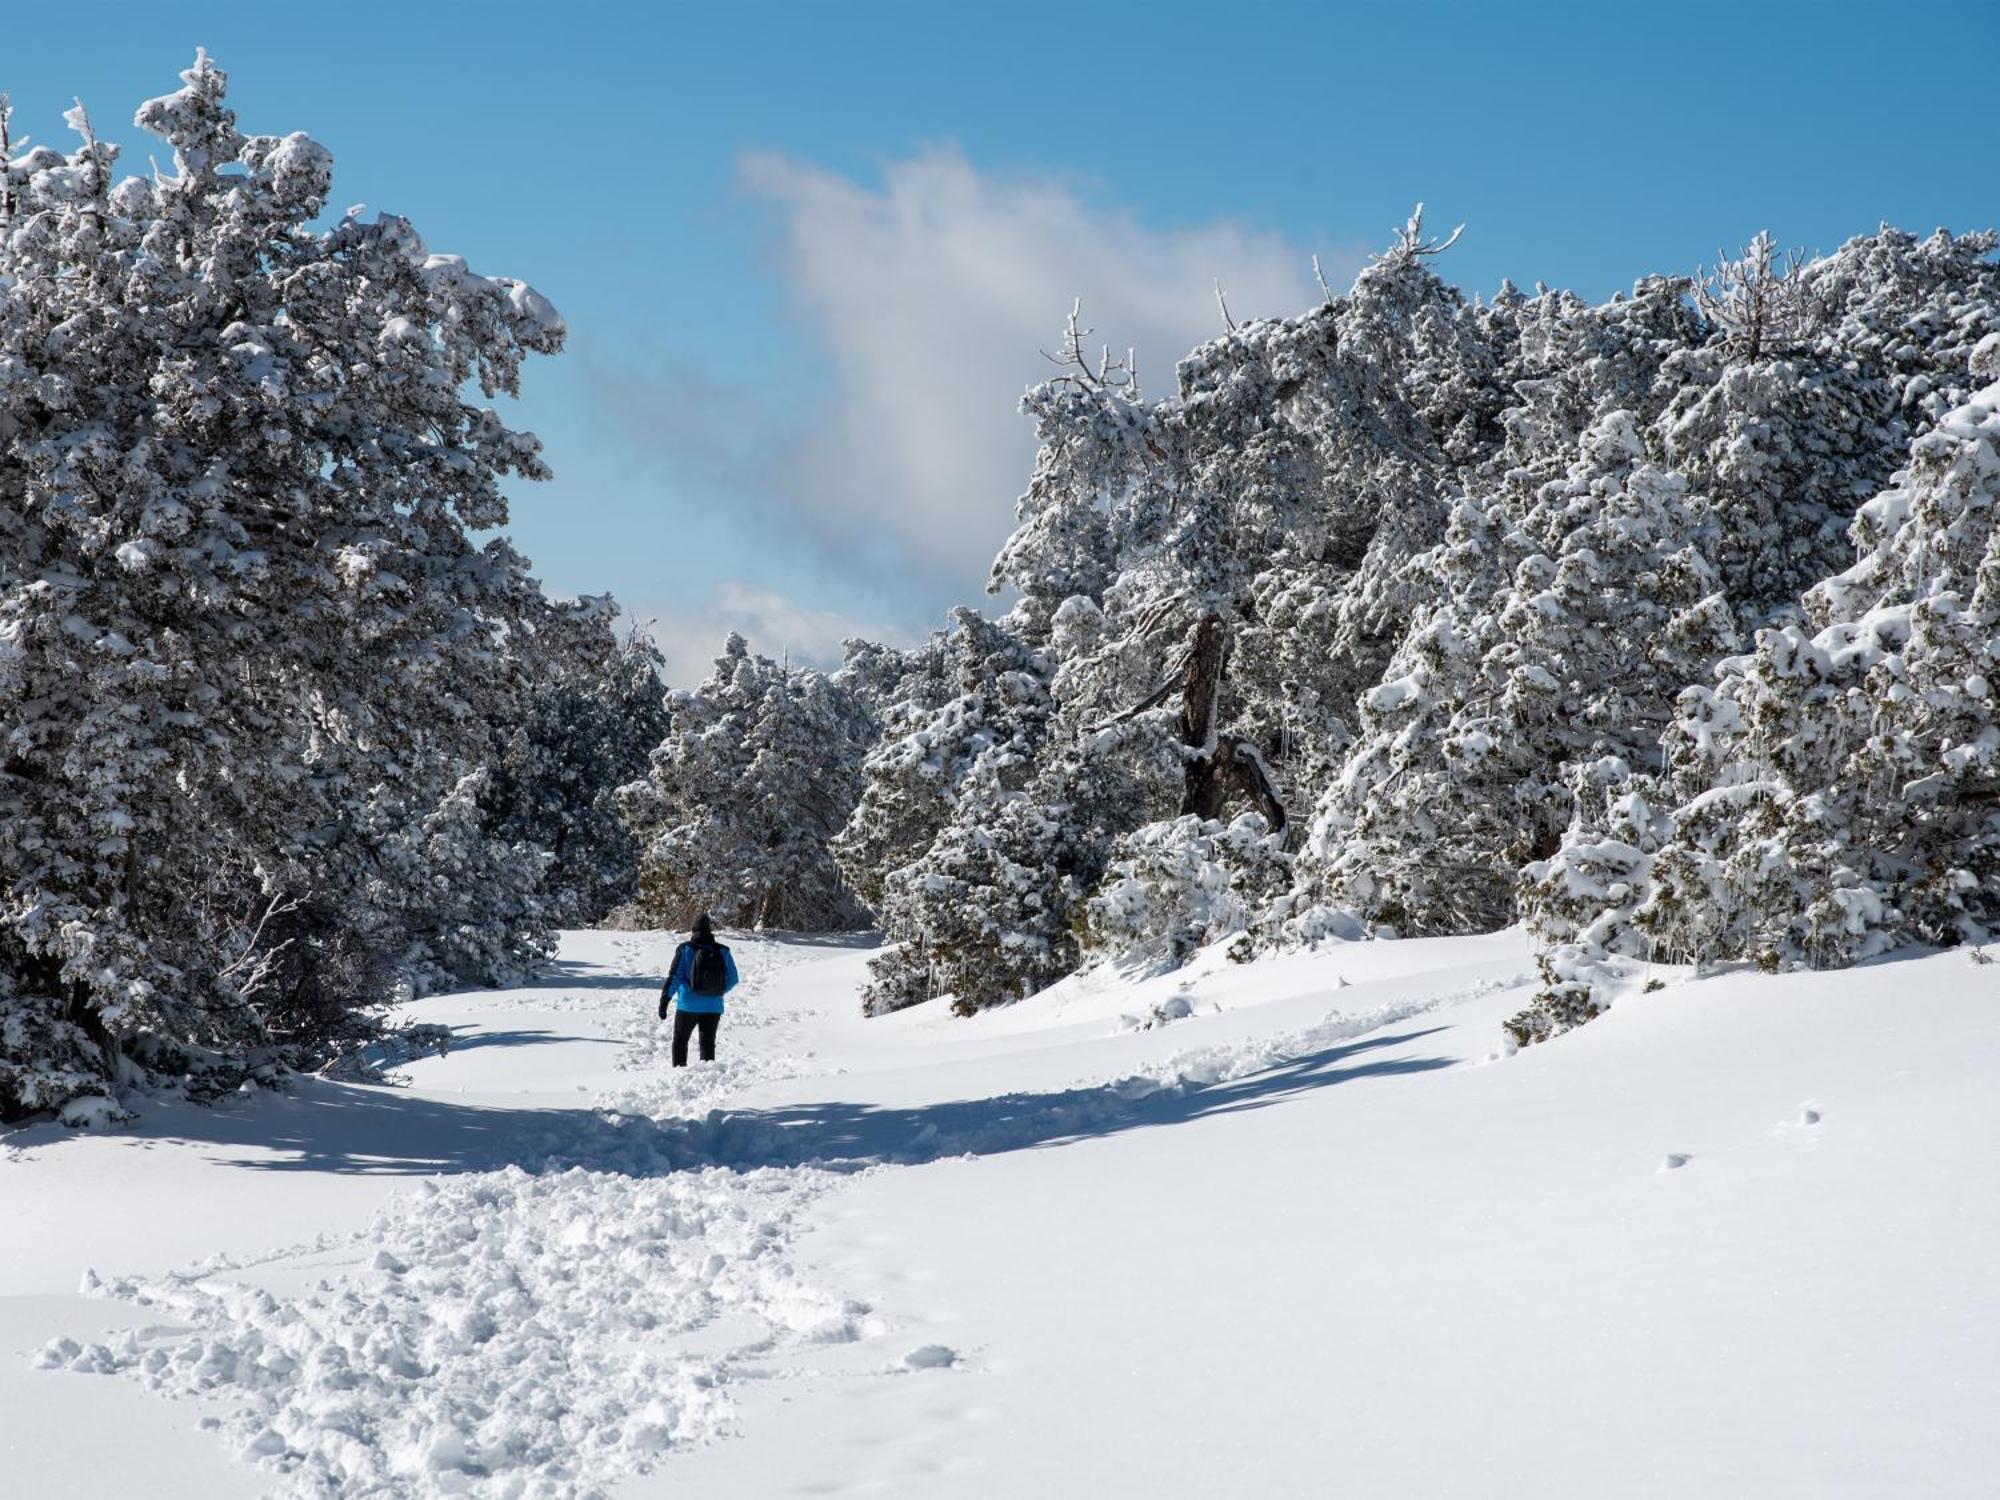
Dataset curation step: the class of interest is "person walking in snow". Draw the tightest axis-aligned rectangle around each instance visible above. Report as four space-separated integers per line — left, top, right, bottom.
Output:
659 913 739 1066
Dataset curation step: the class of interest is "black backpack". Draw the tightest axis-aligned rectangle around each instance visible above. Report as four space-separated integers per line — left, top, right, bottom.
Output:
688 940 730 998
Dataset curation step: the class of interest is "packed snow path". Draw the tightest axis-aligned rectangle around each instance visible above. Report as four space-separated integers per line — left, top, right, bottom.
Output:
5 931 1999 1497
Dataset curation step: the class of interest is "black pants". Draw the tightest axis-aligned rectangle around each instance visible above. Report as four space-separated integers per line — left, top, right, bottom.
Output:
671 1009 720 1066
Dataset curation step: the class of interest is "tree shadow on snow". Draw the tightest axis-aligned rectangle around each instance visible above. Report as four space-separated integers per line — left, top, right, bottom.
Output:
35 1026 1452 1180
524 960 661 991
735 1028 1454 1169
738 930 880 950
440 1027 622 1053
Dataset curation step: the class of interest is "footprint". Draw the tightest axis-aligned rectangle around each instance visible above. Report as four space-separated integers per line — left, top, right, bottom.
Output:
1660 1152 1691 1171
1778 1104 1822 1132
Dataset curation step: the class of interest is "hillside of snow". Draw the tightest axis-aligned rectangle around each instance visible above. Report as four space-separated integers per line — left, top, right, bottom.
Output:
5 930 1997 1497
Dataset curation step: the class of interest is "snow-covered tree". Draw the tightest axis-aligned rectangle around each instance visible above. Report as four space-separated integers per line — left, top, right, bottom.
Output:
622 634 875 931
1083 812 1291 972
861 757 1090 1015
929 220 1498 992
1506 352 2000 1044
1691 231 1827 363
485 608 669 928
0 58 566 1119
843 604 1073 1013
1636 370 2000 970
1507 757 1675 1045
1663 228 2000 625
381 769 553 992
833 607 1052 912
1289 411 1736 936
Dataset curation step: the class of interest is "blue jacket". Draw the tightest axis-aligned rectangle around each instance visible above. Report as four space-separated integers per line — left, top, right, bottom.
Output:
664 941 738 1015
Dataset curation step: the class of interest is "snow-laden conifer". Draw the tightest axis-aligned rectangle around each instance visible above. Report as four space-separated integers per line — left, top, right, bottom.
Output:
834 608 1051 913
1641 371 2000 969
1290 411 1736 937
622 634 875 931
1509 357 2000 1042
487 610 669 928
0 58 565 1118
1083 812 1290 973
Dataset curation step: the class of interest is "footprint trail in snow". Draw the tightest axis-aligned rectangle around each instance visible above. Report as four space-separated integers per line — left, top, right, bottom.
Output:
34 937 1505 1497
38 938 875 1500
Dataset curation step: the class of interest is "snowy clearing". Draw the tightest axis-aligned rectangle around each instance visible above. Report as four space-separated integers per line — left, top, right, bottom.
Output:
5 929 1998 1497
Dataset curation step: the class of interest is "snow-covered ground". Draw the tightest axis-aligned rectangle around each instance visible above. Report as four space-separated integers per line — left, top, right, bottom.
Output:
5 929 1997 1497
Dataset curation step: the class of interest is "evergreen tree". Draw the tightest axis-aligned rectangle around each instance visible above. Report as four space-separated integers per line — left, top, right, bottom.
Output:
833 607 1052 913
0 58 565 1119
1509 355 2000 1043
486 608 669 928
1083 812 1291 973
1639 371 2000 970
1290 411 1736 936
622 634 875 931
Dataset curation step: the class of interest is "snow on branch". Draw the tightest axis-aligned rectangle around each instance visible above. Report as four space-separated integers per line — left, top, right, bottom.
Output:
1692 230 1826 361
0 94 14 223
1312 253 1335 305
1041 298 1141 395
1376 202 1464 268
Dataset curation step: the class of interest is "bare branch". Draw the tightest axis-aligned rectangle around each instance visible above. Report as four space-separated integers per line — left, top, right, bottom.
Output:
0 94 13 225
1091 663 1189 733
1377 202 1466 268
1039 297 1141 395
1130 592 1189 642
218 890 308 1001
1692 230 1825 361
1215 279 1237 332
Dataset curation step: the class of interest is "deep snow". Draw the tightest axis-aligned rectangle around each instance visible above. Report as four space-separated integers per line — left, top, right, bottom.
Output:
4 928 1997 1497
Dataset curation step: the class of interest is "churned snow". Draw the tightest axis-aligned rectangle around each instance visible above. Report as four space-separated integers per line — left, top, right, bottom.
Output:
5 928 1998 1497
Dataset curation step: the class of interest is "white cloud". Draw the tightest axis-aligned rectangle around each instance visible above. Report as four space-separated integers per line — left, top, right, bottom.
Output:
587 150 1366 667
738 146 1345 604
631 580 915 687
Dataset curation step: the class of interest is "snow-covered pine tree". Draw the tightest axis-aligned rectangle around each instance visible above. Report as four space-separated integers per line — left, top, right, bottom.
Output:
485 605 669 928
1660 228 2000 628
1635 365 2000 971
1497 251 2000 1044
945 218 1504 988
380 768 554 993
0 58 566 1120
1083 811 1291 973
1809 226 2000 424
621 634 876 931
1289 409 1737 938
861 752 1091 1015
833 607 1053 913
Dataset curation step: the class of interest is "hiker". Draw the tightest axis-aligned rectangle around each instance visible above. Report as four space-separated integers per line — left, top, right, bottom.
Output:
658 913 739 1066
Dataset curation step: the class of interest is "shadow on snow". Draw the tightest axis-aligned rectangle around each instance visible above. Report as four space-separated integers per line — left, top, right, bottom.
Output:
5 1027 1451 1179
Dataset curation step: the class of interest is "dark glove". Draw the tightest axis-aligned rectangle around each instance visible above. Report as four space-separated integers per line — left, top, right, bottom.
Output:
658 992 670 1021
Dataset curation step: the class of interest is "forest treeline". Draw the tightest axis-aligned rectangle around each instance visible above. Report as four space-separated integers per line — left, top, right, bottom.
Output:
646 212 1999 1043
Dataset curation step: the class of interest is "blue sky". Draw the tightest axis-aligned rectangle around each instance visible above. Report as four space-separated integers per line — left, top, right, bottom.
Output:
10 1 1997 679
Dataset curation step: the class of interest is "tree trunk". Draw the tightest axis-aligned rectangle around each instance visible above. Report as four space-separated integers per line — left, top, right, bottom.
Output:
1178 612 1231 820
1176 611 1288 835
